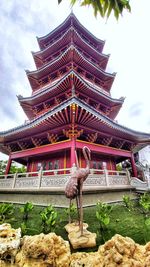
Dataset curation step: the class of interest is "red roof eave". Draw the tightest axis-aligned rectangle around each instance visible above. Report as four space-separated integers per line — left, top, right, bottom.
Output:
1 97 150 144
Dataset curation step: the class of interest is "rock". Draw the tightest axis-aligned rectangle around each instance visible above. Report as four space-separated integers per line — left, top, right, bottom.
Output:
0 223 21 264
65 222 88 233
0 223 150 267
65 222 97 249
15 232 70 267
70 234 150 267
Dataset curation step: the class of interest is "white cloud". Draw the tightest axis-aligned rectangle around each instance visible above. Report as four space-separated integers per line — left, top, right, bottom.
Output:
0 0 150 160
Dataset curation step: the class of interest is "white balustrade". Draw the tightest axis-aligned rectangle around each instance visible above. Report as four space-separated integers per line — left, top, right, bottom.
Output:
0 168 131 191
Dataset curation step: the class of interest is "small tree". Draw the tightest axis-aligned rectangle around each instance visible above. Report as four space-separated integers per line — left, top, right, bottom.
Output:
139 193 150 242
0 160 8 175
20 202 34 221
139 193 150 218
10 162 26 174
40 205 57 233
122 195 133 211
96 202 112 242
0 160 26 175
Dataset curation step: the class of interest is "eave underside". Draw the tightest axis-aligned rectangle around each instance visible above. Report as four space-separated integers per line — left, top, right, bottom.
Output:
38 13 105 52
19 71 123 120
33 27 109 70
1 98 150 155
27 46 115 92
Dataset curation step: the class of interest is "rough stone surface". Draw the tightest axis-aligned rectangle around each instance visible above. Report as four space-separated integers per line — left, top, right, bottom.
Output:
65 222 97 249
0 225 150 267
70 234 150 267
0 223 21 264
15 233 70 267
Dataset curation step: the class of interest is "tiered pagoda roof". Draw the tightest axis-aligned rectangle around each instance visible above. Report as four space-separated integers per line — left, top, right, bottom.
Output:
0 96 150 156
18 70 123 120
37 13 105 51
0 12 150 158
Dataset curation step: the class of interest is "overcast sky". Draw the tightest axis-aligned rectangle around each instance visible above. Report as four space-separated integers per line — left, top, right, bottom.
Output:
0 0 150 160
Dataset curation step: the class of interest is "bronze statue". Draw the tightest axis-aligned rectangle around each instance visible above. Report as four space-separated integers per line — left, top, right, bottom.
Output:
65 146 91 235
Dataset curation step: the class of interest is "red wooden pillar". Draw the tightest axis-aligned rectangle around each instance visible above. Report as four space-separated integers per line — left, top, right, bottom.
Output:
130 154 138 177
27 160 30 172
71 138 76 167
5 156 12 175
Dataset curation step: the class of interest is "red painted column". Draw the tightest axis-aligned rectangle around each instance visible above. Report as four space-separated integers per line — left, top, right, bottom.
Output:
130 154 138 177
5 156 12 175
70 138 76 167
27 160 30 172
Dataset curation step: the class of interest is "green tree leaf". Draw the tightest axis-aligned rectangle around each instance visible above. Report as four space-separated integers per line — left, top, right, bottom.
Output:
58 0 131 20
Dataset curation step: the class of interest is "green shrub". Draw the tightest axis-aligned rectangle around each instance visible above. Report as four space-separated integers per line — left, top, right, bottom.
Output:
139 193 150 214
138 193 150 242
122 195 133 211
0 203 14 223
96 202 113 242
40 205 57 233
20 202 34 221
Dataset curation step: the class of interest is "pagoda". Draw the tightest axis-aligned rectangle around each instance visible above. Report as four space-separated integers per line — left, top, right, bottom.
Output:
1 13 150 179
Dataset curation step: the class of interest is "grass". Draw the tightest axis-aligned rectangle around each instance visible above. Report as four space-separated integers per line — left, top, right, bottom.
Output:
2 202 150 252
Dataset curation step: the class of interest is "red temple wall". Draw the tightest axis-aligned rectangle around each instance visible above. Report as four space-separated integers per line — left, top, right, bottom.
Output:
79 151 116 170
27 150 70 172
27 149 117 172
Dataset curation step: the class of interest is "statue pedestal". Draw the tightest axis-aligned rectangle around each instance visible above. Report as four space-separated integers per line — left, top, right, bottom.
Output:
65 222 97 249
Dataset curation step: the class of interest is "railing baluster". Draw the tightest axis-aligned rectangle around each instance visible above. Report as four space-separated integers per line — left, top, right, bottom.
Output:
104 168 109 186
38 167 43 189
12 173 17 188
0 168 131 189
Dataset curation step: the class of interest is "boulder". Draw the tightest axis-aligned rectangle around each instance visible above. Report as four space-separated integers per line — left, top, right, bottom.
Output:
0 223 21 264
15 232 70 267
65 222 97 249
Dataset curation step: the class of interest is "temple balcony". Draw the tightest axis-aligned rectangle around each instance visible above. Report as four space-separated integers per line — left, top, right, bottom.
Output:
0 168 133 192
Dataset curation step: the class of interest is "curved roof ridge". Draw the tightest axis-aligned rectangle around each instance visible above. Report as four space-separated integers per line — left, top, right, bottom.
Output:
37 13 104 45
1 97 150 140
27 45 115 79
71 13 105 44
19 70 122 104
37 13 71 41
34 27 71 55
34 26 108 60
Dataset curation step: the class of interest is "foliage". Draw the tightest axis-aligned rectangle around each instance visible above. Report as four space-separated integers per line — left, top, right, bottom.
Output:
40 205 58 233
20 202 34 221
96 202 112 242
0 203 14 223
0 160 26 175
65 202 77 223
58 0 131 20
4 201 150 249
139 193 150 215
20 221 39 236
122 194 133 211
20 222 28 236
116 163 122 171
0 161 7 175
138 193 150 242
10 163 26 174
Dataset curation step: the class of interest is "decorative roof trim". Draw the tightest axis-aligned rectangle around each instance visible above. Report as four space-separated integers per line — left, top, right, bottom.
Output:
19 70 123 105
38 13 105 45
1 97 150 141
34 26 108 60
27 45 115 79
